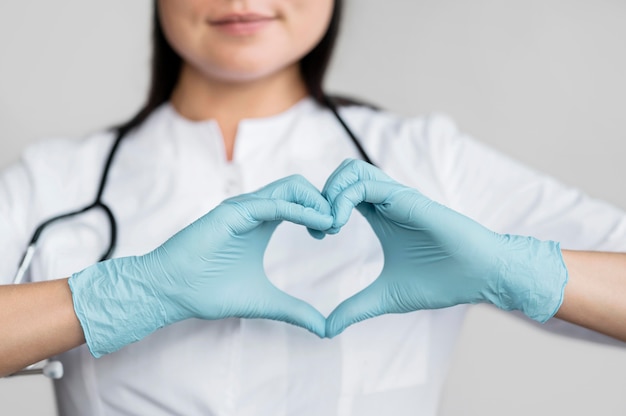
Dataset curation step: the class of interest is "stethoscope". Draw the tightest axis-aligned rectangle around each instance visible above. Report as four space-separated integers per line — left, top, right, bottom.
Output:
9 95 374 378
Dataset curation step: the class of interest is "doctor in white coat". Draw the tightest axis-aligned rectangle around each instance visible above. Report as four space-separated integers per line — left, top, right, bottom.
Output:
2 0 626 415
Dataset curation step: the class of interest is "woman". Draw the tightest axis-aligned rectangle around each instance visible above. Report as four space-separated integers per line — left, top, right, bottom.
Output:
1 0 625 415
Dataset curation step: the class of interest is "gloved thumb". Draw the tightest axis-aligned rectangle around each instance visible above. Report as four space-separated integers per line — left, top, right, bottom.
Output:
253 285 327 337
325 281 387 338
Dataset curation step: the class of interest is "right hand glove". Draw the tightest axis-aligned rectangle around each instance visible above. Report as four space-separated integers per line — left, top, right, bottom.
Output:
321 159 569 338
69 175 333 357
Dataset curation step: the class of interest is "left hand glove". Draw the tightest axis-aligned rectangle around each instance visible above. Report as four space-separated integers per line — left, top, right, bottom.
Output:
320 159 568 338
69 175 333 357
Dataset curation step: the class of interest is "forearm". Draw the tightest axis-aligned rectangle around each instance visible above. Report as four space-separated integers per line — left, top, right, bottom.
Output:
555 250 626 342
0 278 85 376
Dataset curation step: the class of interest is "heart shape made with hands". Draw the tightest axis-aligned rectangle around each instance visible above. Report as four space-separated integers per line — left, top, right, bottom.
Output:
168 159 502 340
226 161 408 339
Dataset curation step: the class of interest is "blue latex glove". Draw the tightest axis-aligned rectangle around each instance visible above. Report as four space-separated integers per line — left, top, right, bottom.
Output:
69 175 333 357
321 159 568 338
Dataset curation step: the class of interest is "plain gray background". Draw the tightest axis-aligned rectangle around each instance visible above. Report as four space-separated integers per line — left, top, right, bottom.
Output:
1 0 626 414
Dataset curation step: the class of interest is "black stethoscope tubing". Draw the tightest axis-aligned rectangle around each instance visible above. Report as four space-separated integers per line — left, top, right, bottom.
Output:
14 97 373 282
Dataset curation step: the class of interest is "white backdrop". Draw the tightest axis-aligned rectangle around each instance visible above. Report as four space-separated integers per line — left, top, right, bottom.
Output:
1 1 626 414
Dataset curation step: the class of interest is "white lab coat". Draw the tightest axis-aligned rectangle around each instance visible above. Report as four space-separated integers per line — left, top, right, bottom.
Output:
1 98 625 415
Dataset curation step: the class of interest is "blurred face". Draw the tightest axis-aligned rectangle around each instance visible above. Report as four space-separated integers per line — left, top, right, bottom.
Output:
158 0 335 83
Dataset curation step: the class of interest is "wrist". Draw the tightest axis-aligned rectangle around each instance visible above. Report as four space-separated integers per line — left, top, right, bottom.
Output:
68 256 168 358
494 235 569 322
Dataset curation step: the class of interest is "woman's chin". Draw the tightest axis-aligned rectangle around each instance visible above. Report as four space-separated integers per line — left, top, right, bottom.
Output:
203 63 299 85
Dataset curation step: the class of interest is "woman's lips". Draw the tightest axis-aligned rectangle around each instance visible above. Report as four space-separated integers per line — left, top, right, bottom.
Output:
209 14 276 36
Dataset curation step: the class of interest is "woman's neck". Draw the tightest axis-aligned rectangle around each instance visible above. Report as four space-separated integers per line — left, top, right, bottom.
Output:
170 64 308 161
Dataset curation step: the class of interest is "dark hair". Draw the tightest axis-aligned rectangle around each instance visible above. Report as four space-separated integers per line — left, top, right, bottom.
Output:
115 0 344 137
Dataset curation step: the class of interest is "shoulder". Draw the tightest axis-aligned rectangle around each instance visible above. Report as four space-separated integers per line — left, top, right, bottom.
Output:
326 102 467 202
19 104 173 169
22 130 115 165
337 103 466 167
17 104 181 192
337 103 462 151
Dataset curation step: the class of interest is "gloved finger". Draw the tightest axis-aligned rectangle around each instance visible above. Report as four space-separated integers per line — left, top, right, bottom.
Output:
252 285 327 337
228 198 333 234
306 228 327 240
254 174 331 216
322 159 394 207
331 180 406 230
320 158 355 198
325 280 388 338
